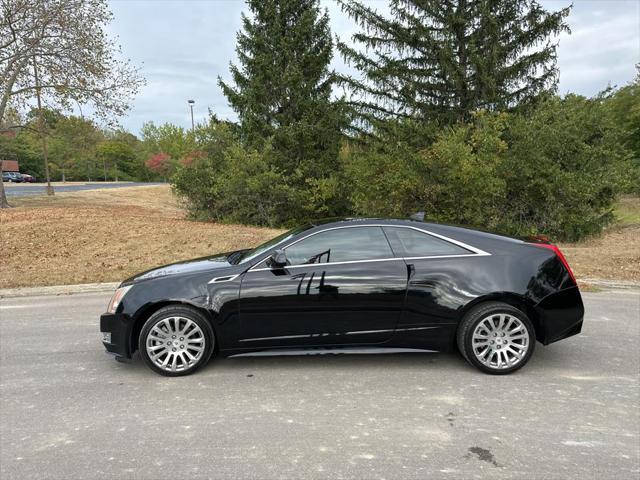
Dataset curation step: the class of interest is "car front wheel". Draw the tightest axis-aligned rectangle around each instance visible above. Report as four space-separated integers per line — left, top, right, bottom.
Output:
139 305 214 376
457 302 535 375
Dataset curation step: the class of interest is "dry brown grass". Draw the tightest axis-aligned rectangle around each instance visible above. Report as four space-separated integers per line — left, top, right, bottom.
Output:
8 184 182 214
0 186 282 288
559 196 640 282
560 225 640 282
1 185 638 288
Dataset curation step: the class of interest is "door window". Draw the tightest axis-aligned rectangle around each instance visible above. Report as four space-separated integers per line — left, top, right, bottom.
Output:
383 227 470 257
285 227 394 266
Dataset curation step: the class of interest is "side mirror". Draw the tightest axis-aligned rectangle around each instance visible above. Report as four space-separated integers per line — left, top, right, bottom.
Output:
267 249 287 269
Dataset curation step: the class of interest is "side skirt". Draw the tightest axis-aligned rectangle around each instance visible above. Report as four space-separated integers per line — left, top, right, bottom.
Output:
227 347 438 358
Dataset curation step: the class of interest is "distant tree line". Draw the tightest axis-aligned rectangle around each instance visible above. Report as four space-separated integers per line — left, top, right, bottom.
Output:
0 108 164 183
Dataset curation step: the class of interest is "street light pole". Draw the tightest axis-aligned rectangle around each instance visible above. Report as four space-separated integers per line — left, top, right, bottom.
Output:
188 99 195 132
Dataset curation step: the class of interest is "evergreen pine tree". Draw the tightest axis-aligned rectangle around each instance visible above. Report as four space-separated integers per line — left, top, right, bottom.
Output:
337 0 570 126
219 0 345 179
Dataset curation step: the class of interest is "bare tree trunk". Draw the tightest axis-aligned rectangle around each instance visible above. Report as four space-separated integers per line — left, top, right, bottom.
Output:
103 160 107 182
0 58 27 127
0 162 11 209
1 59 22 208
33 57 54 195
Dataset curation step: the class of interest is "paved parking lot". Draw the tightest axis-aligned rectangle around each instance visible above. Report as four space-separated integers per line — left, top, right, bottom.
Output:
0 289 638 479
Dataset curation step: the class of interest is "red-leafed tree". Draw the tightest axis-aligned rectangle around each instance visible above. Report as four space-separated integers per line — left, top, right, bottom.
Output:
145 152 172 178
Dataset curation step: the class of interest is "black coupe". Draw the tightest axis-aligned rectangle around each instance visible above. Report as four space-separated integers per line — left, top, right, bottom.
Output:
100 218 584 376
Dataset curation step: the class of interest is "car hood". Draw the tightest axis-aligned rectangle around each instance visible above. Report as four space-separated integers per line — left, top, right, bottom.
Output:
121 250 246 285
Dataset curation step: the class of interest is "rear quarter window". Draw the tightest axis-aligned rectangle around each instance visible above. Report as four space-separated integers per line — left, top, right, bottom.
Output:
383 227 471 257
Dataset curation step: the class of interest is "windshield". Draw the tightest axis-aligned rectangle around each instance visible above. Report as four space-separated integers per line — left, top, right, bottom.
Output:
235 224 313 264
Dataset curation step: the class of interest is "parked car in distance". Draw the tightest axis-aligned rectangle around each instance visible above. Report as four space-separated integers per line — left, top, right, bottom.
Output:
20 173 35 183
101 218 584 377
2 171 23 182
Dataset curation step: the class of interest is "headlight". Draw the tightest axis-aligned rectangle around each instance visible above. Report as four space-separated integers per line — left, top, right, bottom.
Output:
107 285 132 313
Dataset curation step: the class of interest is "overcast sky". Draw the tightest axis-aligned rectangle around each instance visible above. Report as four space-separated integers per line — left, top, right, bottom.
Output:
106 0 640 134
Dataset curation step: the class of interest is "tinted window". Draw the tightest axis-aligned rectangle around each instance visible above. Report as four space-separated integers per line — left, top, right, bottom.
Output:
236 224 313 264
384 227 470 257
285 227 393 265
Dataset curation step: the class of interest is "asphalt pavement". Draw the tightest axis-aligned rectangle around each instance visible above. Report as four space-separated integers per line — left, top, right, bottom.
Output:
0 290 638 479
3 182 163 196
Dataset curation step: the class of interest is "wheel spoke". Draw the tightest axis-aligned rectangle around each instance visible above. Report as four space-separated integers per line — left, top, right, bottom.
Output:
180 319 194 335
504 316 514 331
178 352 187 368
170 354 178 371
161 353 171 367
160 318 171 332
506 347 522 359
479 347 492 359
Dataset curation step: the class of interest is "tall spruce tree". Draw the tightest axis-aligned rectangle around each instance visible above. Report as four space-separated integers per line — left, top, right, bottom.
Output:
218 0 344 179
337 0 570 126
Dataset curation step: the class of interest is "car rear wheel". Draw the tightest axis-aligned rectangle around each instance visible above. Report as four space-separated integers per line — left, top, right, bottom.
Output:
457 302 535 375
139 305 214 376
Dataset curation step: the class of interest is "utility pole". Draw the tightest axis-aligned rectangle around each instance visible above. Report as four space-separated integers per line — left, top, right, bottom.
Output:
33 56 54 196
188 99 195 132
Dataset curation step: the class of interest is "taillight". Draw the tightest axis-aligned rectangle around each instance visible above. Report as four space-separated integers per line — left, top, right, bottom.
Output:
531 243 576 284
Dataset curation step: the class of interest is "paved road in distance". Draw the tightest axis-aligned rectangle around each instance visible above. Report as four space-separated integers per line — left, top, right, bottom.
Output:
4 182 164 196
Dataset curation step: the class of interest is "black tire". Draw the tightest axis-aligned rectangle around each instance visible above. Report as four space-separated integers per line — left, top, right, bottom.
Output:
139 305 215 377
457 301 536 375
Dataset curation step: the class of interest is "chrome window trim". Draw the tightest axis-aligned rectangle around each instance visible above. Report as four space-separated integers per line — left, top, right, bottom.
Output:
249 257 405 272
247 224 490 272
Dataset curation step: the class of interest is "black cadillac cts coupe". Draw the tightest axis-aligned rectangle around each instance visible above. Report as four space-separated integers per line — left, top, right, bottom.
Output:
100 218 584 376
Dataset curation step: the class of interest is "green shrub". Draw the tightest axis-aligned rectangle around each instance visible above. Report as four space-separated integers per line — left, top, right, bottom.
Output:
344 113 508 228
173 95 635 241
501 95 632 240
343 97 634 241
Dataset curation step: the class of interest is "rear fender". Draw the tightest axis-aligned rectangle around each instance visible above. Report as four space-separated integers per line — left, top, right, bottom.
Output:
457 293 543 344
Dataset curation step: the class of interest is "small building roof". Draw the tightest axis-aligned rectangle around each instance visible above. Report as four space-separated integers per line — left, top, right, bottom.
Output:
1 160 19 172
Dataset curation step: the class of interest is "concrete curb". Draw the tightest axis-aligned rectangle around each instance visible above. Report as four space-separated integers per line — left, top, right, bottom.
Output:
0 282 120 299
0 278 638 299
578 278 640 290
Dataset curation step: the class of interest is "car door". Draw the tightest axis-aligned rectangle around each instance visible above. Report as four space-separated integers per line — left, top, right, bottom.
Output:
232 226 409 349
381 226 488 348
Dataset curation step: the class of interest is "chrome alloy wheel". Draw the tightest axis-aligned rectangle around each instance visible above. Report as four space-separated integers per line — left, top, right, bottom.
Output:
145 316 206 373
471 313 530 370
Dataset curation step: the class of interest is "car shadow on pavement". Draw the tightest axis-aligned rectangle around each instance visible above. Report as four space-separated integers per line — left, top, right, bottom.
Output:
112 342 578 378
208 351 470 372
